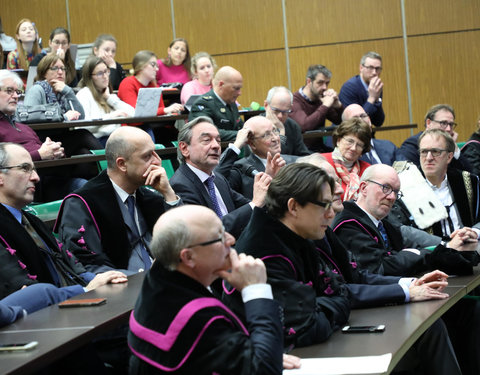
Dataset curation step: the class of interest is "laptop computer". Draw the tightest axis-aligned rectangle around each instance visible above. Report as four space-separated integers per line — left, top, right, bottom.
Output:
184 94 202 112
134 87 163 117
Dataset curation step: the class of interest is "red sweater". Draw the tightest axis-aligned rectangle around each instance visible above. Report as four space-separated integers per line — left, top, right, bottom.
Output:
117 76 165 116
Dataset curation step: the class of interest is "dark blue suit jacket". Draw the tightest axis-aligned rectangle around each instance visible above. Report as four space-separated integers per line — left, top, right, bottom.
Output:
170 163 253 238
360 139 405 165
339 75 384 127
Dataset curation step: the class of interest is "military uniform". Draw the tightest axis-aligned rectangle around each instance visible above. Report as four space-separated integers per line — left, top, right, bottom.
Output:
188 89 243 141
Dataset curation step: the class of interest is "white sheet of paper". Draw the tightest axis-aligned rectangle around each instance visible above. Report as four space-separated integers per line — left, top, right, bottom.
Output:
283 353 392 375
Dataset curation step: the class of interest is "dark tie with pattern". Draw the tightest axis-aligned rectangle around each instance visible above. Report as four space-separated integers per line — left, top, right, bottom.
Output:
377 221 389 249
126 195 152 269
204 176 223 218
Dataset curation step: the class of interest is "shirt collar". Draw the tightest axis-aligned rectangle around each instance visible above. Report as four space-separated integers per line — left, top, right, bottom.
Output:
110 178 136 203
213 90 227 106
2 203 23 224
425 174 448 190
359 75 369 92
186 163 214 183
298 87 314 103
355 202 381 227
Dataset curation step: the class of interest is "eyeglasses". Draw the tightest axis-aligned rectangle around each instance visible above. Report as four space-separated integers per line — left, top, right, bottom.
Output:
0 87 24 96
419 148 449 158
189 231 226 248
270 106 292 115
431 119 457 130
253 127 281 140
0 163 37 175
354 113 370 119
148 61 159 68
366 180 403 199
92 69 111 78
51 40 68 46
342 137 365 151
309 199 333 211
362 65 382 73
49 66 66 72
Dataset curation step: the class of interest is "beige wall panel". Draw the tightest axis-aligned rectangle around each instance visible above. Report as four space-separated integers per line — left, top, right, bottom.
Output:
173 0 284 55
288 38 410 146
408 31 480 142
405 0 480 35
69 0 173 64
0 0 67 47
286 0 402 47
213 50 288 107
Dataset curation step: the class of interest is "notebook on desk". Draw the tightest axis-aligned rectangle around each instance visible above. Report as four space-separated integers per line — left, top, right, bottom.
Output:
184 94 202 112
134 88 163 117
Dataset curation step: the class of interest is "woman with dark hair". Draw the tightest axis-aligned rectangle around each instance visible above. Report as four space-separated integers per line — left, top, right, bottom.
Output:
77 56 133 144
322 118 372 201
6 18 41 70
156 38 191 86
30 27 78 87
92 33 125 90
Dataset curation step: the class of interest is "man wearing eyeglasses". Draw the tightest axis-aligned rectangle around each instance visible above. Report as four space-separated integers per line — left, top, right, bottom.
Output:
216 115 297 200
392 129 480 244
263 86 310 156
128 204 300 374
399 104 472 171
339 51 384 127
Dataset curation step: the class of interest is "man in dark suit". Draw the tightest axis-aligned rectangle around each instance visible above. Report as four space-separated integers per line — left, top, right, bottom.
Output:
56 126 181 275
342 104 404 165
216 115 297 199
399 104 471 171
339 51 385 127
188 66 244 141
170 116 271 238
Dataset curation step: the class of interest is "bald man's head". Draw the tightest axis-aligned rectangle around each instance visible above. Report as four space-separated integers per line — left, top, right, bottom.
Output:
213 66 243 104
342 104 372 126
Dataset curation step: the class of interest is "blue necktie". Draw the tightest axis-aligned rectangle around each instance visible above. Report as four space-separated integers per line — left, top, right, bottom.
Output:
377 221 389 249
205 176 223 218
126 195 152 269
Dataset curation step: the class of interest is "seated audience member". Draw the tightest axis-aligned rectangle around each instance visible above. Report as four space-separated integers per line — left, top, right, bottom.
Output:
6 18 41 70
228 161 463 373
170 116 271 238
188 66 244 141
399 104 471 171
390 129 480 239
128 205 296 374
343 104 404 165
216 116 296 199
118 50 183 140
290 64 343 152
321 118 372 201
461 115 480 176
0 282 89 327
55 126 180 275
92 33 125 91
77 56 134 145
332 163 480 374
0 69 91 201
180 51 216 105
30 27 78 87
0 142 127 299
264 86 310 156
156 38 191 86
339 51 384 127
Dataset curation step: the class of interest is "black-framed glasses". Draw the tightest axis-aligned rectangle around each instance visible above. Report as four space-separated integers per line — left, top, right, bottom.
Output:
431 119 457 130
354 113 370 119
270 106 292 115
309 199 333 211
92 69 111 78
362 65 382 72
189 231 225 248
419 148 449 158
0 163 37 175
0 87 24 96
253 127 281 140
49 66 66 72
366 180 403 199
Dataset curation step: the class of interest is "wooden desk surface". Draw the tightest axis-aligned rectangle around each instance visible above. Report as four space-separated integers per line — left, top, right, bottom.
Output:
0 272 145 375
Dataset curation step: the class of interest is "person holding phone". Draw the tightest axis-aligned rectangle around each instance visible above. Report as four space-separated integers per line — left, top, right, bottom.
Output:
77 56 134 145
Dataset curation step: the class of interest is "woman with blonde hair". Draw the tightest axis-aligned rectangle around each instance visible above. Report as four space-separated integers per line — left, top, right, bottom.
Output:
6 18 41 70
181 51 217 105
